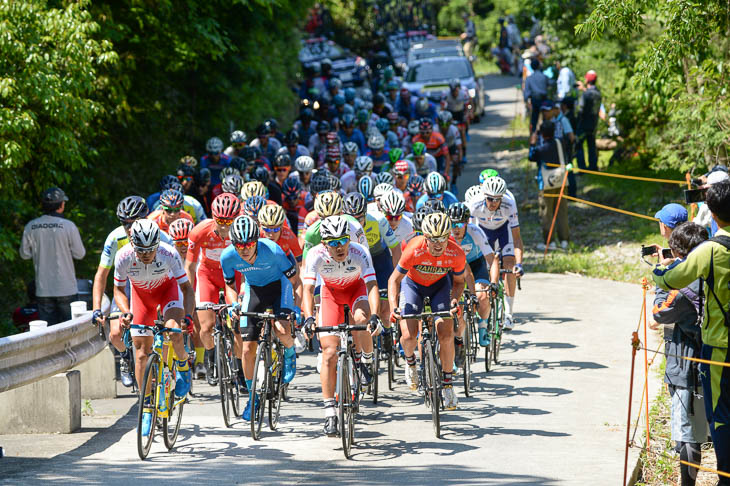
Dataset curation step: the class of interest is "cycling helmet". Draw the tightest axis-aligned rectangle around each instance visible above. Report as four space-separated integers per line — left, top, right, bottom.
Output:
437 110 453 125
343 104 354 114
360 88 373 102
167 181 184 194
197 168 212 185
329 78 343 91
479 168 499 183
130 219 161 251
375 172 395 186
117 196 148 222
310 174 331 195
230 216 259 244
317 120 330 134
255 123 267 136
180 155 197 167
375 92 387 108
221 166 241 178
448 202 470 223
274 152 292 168
320 215 349 240
211 193 241 219
413 206 435 233
281 177 301 200
229 156 246 173
381 190 406 216
266 118 279 132
177 164 195 178
341 113 355 127
285 130 299 145
389 148 404 164
243 196 267 217
393 159 409 175
374 182 394 201
354 156 374 173
239 146 257 163
411 141 427 157
368 133 385 150
230 130 247 144
206 137 224 154
356 109 370 124
344 87 357 103
159 174 179 190
408 119 420 136
415 99 430 117
448 78 460 91
251 166 270 185
376 118 389 134
325 131 339 146
159 189 184 209
465 184 485 204
407 175 425 195
333 94 345 106
343 192 367 217
325 144 341 161
386 80 399 91
421 212 451 239
383 65 394 80
327 173 342 192
424 198 446 213
358 176 374 200
295 155 315 173
424 172 446 195
258 203 286 227
242 180 267 199
314 191 343 218
300 107 314 121
169 218 194 241
482 176 507 197
343 141 358 156
250 146 264 160
221 174 244 195
419 117 433 132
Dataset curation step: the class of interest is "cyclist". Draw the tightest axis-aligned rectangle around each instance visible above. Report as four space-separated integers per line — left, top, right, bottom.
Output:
281 177 309 235
185 193 241 384
412 118 451 175
147 189 194 233
448 203 499 360
324 147 350 178
366 133 389 172
388 212 465 410
341 155 373 194
405 174 425 213
415 172 459 210
301 215 382 436
250 123 280 161
224 130 248 157
406 142 438 178
258 204 303 271
200 136 232 186
292 155 315 192
342 141 359 169
168 218 194 260
444 79 470 147
478 170 516 201
271 153 293 192
114 220 193 436
300 176 338 235
338 114 366 154
302 192 367 259
437 110 464 192
220 216 298 421
284 130 311 159
468 177 524 330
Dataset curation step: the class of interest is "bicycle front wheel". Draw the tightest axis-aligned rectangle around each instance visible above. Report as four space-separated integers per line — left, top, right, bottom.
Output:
423 340 441 439
216 332 232 427
371 338 379 404
250 341 269 440
163 365 185 450
463 315 472 397
268 342 284 430
338 353 354 459
137 353 160 460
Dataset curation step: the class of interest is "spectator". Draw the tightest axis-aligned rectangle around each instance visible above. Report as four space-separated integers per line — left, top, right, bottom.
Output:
460 12 478 60
655 203 688 240
693 169 730 236
575 70 602 171
555 60 576 100
528 120 570 249
653 181 730 486
19 187 86 325
651 222 709 486
524 59 549 132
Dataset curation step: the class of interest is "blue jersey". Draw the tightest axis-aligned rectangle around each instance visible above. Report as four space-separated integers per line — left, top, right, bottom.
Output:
416 191 459 210
200 153 232 186
220 238 296 287
459 224 493 263
339 129 367 155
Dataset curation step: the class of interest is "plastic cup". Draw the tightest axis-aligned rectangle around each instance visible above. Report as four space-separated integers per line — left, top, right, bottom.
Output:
29 320 48 332
70 301 88 319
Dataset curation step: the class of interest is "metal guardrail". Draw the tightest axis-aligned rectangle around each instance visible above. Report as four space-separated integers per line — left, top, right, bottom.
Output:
0 296 110 393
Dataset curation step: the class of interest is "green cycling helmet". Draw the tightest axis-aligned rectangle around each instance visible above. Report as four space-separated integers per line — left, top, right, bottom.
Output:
479 168 499 184
389 148 404 164
412 142 427 157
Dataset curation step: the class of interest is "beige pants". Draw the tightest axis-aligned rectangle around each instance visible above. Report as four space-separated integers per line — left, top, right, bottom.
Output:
463 40 476 59
539 188 569 243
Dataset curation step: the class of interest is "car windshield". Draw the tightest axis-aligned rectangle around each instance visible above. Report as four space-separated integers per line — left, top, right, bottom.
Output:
406 59 472 83
388 35 409 56
300 41 345 64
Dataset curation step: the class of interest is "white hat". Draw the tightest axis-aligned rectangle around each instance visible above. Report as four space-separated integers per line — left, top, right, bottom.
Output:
707 170 730 185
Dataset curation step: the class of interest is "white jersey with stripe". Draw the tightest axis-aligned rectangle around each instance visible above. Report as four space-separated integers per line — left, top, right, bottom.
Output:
114 242 188 292
468 193 519 231
100 225 173 269
302 242 375 289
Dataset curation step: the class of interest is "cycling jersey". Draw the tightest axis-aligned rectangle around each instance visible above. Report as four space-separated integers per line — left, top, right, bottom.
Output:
388 214 414 242
411 133 448 158
457 223 493 263
99 226 173 269
302 215 367 260
396 235 466 286
282 197 309 235
341 172 373 194
220 237 296 287
114 241 188 292
366 150 390 172
467 194 519 231
362 211 398 256
415 192 459 210
441 123 462 149
147 209 194 233
445 90 469 113
200 153 232 186
186 219 230 269
406 154 438 177
150 195 207 224
302 242 375 289
261 225 303 263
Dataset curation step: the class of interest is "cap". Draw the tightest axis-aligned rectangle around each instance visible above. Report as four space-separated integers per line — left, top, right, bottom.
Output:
540 100 555 111
585 70 597 83
707 170 730 185
42 187 68 204
654 203 688 229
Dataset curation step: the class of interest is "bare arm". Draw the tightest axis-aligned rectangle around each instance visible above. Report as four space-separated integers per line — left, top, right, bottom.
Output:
451 272 466 303
179 280 196 317
92 266 111 311
302 283 315 319
114 284 131 315
366 280 379 317
388 269 406 312
511 226 524 265
389 244 401 269
224 279 238 306
486 253 500 284
184 260 197 290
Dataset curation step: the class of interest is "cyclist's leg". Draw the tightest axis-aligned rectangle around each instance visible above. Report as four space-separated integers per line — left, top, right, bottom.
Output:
132 332 153 392
470 258 492 319
501 231 517 318
239 283 263 387
162 303 188 363
108 317 126 352
272 277 295 349
372 250 392 333
430 275 455 373
317 284 345 422
398 276 424 358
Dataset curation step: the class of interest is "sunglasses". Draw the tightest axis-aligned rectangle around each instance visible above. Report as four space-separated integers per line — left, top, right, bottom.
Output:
162 206 181 214
385 214 402 222
324 237 350 248
275 167 290 172
215 217 234 226
177 175 193 182
426 236 449 244
233 142 247 149
174 240 189 248
120 219 136 230
234 240 257 250
451 222 466 229
135 246 158 255
262 226 282 233
432 193 444 200
486 196 502 203
394 173 408 179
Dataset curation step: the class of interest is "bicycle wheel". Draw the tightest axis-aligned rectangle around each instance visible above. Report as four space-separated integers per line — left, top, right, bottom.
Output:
371 339 379 404
463 314 472 397
225 333 242 418
268 342 284 430
338 353 354 459
483 316 492 373
137 353 160 460
215 332 232 427
250 341 269 440
423 340 440 439
387 339 395 390
163 364 185 450
392 325 401 368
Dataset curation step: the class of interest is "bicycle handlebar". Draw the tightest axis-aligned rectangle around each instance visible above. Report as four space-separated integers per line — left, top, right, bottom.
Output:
239 311 295 322
195 303 232 312
400 310 455 320
129 324 183 334
311 324 369 333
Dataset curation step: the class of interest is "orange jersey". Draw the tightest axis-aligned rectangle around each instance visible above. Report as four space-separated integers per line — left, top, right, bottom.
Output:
411 132 448 158
261 225 303 262
148 209 194 234
186 219 231 269
397 235 465 286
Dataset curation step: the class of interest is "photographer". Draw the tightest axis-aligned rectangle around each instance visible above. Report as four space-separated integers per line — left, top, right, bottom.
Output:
651 222 709 486
693 169 729 237
653 181 730 485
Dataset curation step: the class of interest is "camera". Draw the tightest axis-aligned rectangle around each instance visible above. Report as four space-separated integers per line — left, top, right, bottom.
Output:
641 245 655 257
684 188 707 204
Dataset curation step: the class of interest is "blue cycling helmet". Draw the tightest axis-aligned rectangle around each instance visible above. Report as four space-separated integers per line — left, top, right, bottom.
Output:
358 176 374 201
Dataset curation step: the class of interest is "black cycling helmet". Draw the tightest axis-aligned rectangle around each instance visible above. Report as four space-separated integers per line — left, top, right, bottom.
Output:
341 113 355 127
424 198 446 213
239 146 256 163
265 118 278 132
176 164 195 178
255 123 268 136
344 192 367 217
285 129 299 145
447 202 470 223
300 107 314 121
317 120 330 134
159 174 178 190
282 177 301 200
374 93 386 106
117 196 148 222
274 152 292 168
310 174 331 195
252 166 270 185
413 206 436 233
250 146 264 160
229 156 246 173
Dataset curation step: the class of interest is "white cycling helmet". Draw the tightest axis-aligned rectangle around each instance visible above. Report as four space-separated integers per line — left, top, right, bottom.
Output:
482 176 507 197
380 190 406 216
231 215 259 244
230 130 247 144
375 171 394 186
206 137 224 154
407 119 420 136
373 182 394 201
320 215 349 240
354 156 374 173
424 172 446 195
295 155 315 173
368 133 385 150
130 219 160 251
241 180 267 199
465 184 485 204
343 141 359 155
421 212 452 239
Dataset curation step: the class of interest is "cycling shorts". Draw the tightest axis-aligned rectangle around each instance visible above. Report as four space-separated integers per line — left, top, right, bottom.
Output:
195 263 225 306
318 279 368 333
372 249 394 290
452 109 465 123
239 278 294 342
130 278 182 337
483 223 514 257
468 257 490 284
399 274 452 316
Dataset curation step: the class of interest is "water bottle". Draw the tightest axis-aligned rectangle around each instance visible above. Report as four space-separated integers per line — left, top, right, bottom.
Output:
158 368 171 416
153 334 163 354
294 330 307 353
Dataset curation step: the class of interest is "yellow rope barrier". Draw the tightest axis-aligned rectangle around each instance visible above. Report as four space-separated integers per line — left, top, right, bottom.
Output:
542 193 660 222
544 163 686 185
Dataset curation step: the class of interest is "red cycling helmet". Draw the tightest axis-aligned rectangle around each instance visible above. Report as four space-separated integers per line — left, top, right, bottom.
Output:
169 218 194 241
211 193 241 219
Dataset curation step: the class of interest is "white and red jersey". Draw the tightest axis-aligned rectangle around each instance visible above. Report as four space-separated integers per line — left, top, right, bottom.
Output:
302 242 375 289
114 242 188 292
186 219 231 270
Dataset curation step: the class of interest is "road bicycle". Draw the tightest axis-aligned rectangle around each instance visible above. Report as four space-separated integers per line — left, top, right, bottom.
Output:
459 289 480 396
484 267 521 368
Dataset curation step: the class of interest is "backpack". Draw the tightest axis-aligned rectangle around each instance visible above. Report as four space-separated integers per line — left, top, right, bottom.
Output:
707 235 730 328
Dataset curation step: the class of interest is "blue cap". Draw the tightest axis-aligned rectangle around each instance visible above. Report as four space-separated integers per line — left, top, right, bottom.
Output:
540 100 554 111
654 203 688 228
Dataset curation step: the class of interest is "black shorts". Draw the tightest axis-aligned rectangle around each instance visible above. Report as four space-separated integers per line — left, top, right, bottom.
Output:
451 109 465 123
468 257 490 284
240 279 294 342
